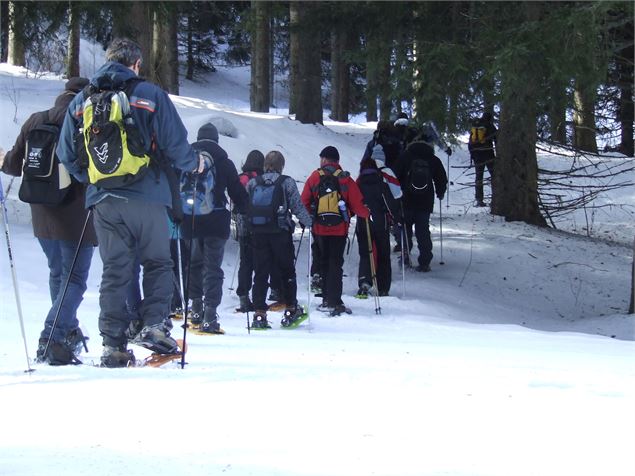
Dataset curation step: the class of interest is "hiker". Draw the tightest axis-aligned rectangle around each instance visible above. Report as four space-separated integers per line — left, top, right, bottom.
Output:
57 38 208 367
245 151 312 329
181 122 249 334
468 111 497 207
1 77 97 365
301 146 369 316
355 157 400 297
393 141 448 272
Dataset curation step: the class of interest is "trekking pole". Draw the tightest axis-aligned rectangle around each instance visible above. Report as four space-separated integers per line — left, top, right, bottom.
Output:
0 175 34 373
446 152 450 209
180 174 198 369
364 218 381 315
294 226 305 266
228 244 239 293
42 209 92 359
346 228 356 256
439 198 445 265
400 223 406 299
307 230 312 326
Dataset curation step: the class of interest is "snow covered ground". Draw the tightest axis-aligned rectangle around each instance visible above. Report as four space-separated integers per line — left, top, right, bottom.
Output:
0 58 634 476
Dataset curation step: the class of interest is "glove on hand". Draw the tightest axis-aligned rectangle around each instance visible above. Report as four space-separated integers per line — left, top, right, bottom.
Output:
194 151 213 174
445 147 452 157
371 144 386 164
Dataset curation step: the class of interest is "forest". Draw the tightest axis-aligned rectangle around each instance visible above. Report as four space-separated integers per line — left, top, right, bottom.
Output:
0 0 633 226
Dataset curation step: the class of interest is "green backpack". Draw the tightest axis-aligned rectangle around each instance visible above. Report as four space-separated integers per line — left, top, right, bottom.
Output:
78 80 151 189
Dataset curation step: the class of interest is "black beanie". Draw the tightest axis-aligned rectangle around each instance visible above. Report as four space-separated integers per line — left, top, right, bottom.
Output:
65 77 89 93
197 123 219 143
319 146 339 162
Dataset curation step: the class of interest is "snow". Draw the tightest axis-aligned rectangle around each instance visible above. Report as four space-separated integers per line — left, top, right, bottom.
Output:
1 56 634 476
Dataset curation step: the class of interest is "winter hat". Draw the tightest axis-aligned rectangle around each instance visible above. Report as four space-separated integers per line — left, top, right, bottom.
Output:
371 144 386 166
264 150 285 173
197 122 219 143
65 77 89 93
394 112 409 127
243 150 265 174
319 146 340 162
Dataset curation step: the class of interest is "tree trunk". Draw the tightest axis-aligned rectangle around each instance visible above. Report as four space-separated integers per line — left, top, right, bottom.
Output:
330 26 350 122
66 2 80 78
112 2 152 77
491 3 546 227
288 2 300 115
365 33 379 122
151 5 179 94
250 1 270 113
7 1 25 67
630 236 634 314
0 0 8 63
186 13 194 81
617 42 634 157
293 2 323 125
573 82 598 153
377 42 392 121
548 86 568 145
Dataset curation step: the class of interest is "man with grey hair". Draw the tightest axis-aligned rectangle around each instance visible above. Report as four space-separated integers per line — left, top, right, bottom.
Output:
57 38 208 367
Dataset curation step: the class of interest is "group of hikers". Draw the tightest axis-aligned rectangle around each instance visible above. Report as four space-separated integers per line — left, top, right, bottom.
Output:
0 37 497 368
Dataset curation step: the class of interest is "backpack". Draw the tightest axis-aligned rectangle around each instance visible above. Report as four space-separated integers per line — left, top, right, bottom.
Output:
77 79 150 189
180 163 217 216
247 175 287 233
405 157 432 195
18 115 73 206
469 125 487 145
315 168 346 226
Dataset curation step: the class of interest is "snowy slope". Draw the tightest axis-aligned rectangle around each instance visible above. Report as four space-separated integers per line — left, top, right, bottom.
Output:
0 60 634 476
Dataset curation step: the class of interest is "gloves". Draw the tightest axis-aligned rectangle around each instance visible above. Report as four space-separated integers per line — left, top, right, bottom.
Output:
371 144 385 165
437 193 445 201
445 146 452 157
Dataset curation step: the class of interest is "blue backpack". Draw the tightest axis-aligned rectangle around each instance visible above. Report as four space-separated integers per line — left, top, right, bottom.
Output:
248 175 287 233
180 163 217 215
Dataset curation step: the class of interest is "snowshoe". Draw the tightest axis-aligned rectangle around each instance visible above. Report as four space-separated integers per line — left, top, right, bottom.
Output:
142 339 186 368
329 304 352 317
281 306 308 329
251 312 271 330
355 282 372 299
101 345 136 368
132 324 179 354
169 307 184 320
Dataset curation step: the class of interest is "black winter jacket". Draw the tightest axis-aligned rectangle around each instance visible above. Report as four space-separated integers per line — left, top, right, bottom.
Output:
393 141 448 214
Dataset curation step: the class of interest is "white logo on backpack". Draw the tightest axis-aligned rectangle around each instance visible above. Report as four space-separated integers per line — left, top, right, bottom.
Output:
94 143 109 164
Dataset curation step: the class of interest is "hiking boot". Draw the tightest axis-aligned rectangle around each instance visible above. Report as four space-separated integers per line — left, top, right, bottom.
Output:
475 200 487 207
125 319 144 342
170 306 184 320
190 298 204 325
281 306 306 327
199 308 223 334
101 345 135 368
237 295 254 312
330 304 352 317
65 327 88 355
251 311 271 329
415 264 431 272
268 288 283 302
317 301 334 313
132 323 179 354
356 282 372 298
35 338 48 363
36 338 81 365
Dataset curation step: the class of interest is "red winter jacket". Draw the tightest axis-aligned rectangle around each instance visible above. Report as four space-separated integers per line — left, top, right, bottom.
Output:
301 164 369 236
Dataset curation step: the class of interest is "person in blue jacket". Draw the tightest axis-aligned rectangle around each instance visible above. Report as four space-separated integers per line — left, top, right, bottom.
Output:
57 38 208 367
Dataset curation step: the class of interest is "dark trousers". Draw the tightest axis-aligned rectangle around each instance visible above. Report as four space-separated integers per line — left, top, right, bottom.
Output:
93 197 173 347
188 235 227 313
252 232 297 311
356 215 391 295
472 150 495 202
38 238 93 342
316 235 347 307
236 234 254 298
403 209 432 268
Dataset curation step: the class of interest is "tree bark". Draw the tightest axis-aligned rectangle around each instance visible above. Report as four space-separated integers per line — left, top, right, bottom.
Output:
330 26 350 122
548 86 567 145
0 1 8 63
112 2 152 77
186 13 194 81
150 4 179 94
573 81 598 153
365 33 379 122
617 42 634 157
491 3 546 227
7 1 25 67
66 2 80 78
293 2 323 125
250 1 271 113
288 2 300 115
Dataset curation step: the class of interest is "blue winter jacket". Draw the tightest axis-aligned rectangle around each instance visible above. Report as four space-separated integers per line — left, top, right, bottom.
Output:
56 62 198 208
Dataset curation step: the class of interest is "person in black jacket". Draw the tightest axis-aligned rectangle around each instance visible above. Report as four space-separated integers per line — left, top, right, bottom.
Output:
182 123 249 334
393 141 447 272
0 78 97 365
468 112 497 207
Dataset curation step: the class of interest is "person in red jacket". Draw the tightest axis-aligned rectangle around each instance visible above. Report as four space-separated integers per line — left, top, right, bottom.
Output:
301 146 369 316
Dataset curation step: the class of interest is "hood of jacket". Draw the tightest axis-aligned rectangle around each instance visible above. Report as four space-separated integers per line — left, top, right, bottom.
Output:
90 61 137 90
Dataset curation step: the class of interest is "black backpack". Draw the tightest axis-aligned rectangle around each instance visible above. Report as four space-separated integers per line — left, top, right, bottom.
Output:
315 168 346 226
18 113 73 206
405 157 432 195
247 175 287 233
